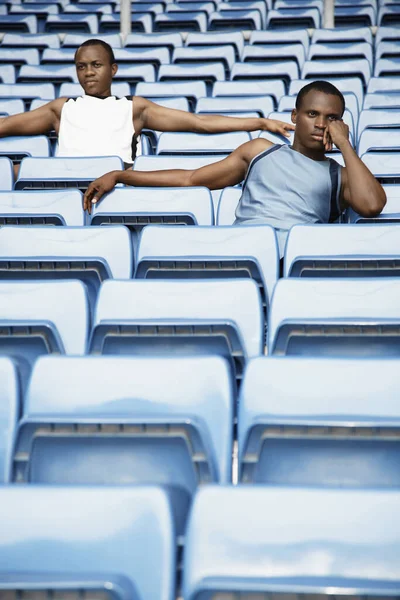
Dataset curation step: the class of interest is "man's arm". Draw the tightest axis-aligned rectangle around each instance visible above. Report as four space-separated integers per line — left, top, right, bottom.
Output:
325 120 386 217
83 137 271 213
132 96 295 137
0 98 65 137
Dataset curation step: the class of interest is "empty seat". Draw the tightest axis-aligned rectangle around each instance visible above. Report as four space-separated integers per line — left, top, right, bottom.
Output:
136 81 206 108
0 65 15 85
113 63 156 86
267 7 321 29
0 486 176 600
268 278 400 357
250 29 310 52
243 43 306 69
154 11 207 32
209 8 262 30
17 64 78 84
231 61 299 87
156 131 251 155
186 31 244 60
158 62 225 84
0 189 84 225
378 4 400 25
368 76 400 94
216 186 241 225
0 15 37 33
0 280 88 389
361 152 400 185
302 58 371 86
14 354 233 533
364 92 400 109
213 79 285 105
308 41 373 65
136 224 279 309
113 47 170 67
125 31 183 50
375 25 400 46
311 25 373 45
0 82 55 102
15 156 124 191
0 48 40 68
0 158 13 191
45 14 98 34
62 32 122 48
335 4 376 26
358 129 400 156
196 95 274 117
100 13 152 33
172 45 235 75
375 57 400 77
0 136 50 162
0 98 25 116
0 226 132 310
376 40 400 61
239 355 400 486
284 224 400 277
90 279 263 382
357 109 400 143
2 32 60 49
0 357 18 483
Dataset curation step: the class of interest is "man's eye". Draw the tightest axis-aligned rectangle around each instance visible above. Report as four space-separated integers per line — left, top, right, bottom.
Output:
95 63 102 68
308 112 316 117
329 116 337 121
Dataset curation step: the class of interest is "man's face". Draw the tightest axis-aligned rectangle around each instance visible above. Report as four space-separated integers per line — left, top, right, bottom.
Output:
75 45 117 97
291 90 344 151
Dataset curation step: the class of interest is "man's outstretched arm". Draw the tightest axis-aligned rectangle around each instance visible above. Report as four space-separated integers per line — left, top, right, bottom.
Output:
0 98 65 137
83 138 271 213
133 96 295 138
326 120 386 217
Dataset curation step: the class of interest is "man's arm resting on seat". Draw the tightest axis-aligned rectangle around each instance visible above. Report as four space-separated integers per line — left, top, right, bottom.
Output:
83 138 271 213
0 98 65 137
326 120 386 217
133 96 295 137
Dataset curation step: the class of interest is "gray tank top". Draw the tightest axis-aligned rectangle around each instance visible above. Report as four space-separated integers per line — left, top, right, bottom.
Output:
234 144 342 255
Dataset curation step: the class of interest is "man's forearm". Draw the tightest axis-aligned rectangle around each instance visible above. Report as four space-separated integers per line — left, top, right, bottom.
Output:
195 113 263 134
340 141 386 217
115 168 193 188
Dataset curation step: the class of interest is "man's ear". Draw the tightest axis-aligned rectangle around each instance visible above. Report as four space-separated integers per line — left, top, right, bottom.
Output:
291 108 297 124
111 63 118 77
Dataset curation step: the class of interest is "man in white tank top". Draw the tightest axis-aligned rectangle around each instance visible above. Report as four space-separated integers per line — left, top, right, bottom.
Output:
0 39 294 169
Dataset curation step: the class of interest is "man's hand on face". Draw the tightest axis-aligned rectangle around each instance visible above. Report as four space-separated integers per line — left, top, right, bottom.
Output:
323 119 350 152
83 171 119 214
261 118 296 138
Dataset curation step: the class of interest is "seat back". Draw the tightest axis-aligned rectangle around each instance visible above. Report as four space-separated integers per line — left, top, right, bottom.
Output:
239 355 400 486
0 136 50 162
0 189 84 226
156 131 251 155
0 486 176 600
0 157 13 191
0 357 18 483
216 186 242 225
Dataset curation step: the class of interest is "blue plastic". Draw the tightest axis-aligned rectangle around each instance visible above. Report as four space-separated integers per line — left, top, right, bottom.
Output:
0 357 18 483
0 158 13 191
0 190 84 225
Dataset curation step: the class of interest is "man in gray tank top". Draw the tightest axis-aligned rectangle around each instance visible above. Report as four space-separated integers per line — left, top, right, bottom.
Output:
84 81 387 257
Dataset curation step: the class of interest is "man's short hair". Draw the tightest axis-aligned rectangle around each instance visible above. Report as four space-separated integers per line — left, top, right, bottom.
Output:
295 80 345 115
75 39 116 65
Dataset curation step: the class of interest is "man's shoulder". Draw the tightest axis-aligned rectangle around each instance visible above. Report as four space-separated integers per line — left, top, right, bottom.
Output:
244 137 282 162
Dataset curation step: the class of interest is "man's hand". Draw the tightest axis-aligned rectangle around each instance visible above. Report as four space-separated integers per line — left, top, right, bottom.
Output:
83 171 119 214
323 119 350 152
260 118 295 138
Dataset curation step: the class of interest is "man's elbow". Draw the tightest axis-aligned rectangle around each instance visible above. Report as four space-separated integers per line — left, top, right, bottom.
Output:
357 193 387 218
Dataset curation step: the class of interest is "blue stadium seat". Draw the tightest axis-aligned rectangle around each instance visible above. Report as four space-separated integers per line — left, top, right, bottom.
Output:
375 57 400 77
186 31 244 60
335 4 376 26
136 224 279 309
284 224 400 277
113 63 156 86
114 47 170 67
0 190 84 225
0 65 15 84
0 15 37 33
62 32 122 47
166 2 215 17
217 1 267 29
376 40 400 61
0 225 132 310
135 81 206 108
243 43 306 69
0 158 13 191
90 279 264 382
10 3 59 15
0 82 55 102
239 355 400 486
0 357 18 483
45 14 98 34
124 32 183 51
196 95 274 117
14 354 233 534
250 29 310 52
268 278 400 357
142 96 190 112
209 8 262 30
357 109 400 143
15 156 124 191
266 7 321 29
378 4 400 26
231 61 299 87
364 92 400 109
302 58 371 86
172 45 235 76
308 41 373 65
358 129 400 156
367 75 400 94
65 2 114 14
154 11 207 32
183 485 400 598
158 62 225 84
41 47 80 64
216 186 241 225
0 280 88 389
90 186 214 231
375 25 400 46
100 14 153 33
311 25 373 44
59 81 131 97
212 79 285 105
156 131 251 155
1 32 60 49
0 98 25 116
0 136 50 162
17 64 78 84
0 486 176 600
360 152 400 185
290 77 364 112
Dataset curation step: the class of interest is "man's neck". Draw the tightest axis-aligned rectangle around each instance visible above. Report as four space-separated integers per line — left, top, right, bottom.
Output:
85 92 112 99
291 139 327 162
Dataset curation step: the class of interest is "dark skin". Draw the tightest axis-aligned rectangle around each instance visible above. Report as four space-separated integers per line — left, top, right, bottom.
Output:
84 90 386 219
0 44 295 159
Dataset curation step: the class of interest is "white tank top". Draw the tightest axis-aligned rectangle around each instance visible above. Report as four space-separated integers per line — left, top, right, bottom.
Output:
57 95 135 164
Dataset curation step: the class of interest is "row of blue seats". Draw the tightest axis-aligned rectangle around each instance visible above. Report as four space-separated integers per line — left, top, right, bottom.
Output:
1 482 397 599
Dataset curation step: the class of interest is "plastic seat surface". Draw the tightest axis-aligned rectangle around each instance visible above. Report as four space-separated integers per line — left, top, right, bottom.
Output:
266 7 321 29
0 358 18 483
0 486 175 600
124 32 183 49
0 158 13 191
186 31 244 60
379 5 400 25
113 63 156 83
243 43 306 68
239 355 400 486
45 14 98 34
357 109 400 142
136 224 279 306
154 11 207 32
268 278 400 356
284 224 400 277
156 131 251 154
0 136 50 161
172 45 235 73
62 32 122 47
376 40 400 61
0 65 15 85
231 61 299 84
2 32 60 48
364 93 400 109
0 15 37 33
99 14 153 33
216 186 241 225
375 57 400 77
212 79 285 104
40 47 76 63
335 5 376 26
368 76 400 94
308 41 373 64
250 29 309 51
135 80 206 101
183 485 400 598
0 190 84 225
311 25 373 44
158 63 225 82
358 129 400 156
196 95 274 117
0 99 25 116
17 64 78 84
113 47 170 66
208 9 262 30
375 25 400 46
0 82 55 100
361 152 400 184
302 58 371 86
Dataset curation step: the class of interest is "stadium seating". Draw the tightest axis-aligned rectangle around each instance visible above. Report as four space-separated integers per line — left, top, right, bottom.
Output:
0 190 84 225
216 186 242 224
0 158 13 191
0 357 18 483
0 486 176 600
0 98 25 116
0 135 50 162
284 224 400 277
239 356 400 485
183 486 400 598
90 279 264 382
135 224 279 308
361 152 400 185
14 354 233 533
0 225 132 310
268 278 400 357
358 128 400 156
196 95 274 117
156 131 251 154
